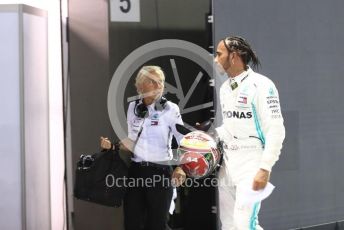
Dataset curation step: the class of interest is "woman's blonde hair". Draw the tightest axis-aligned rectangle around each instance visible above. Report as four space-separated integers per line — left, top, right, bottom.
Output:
135 65 165 95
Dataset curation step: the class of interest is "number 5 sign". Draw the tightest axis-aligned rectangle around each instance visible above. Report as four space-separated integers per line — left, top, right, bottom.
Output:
110 0 140 22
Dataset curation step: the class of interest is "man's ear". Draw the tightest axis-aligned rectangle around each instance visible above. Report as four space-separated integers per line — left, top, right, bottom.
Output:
230 52 237 64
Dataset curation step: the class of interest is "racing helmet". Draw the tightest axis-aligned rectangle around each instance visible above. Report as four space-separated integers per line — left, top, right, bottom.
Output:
178 131 222 179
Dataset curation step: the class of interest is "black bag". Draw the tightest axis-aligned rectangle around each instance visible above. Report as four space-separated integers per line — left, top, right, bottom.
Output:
74 149 128 207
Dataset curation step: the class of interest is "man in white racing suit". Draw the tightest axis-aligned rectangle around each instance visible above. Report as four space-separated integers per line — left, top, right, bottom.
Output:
214 36 285 230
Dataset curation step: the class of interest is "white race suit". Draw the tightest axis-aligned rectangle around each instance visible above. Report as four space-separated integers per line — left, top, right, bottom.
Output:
216 67 285 230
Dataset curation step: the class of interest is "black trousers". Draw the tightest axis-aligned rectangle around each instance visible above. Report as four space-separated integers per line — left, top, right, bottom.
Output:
124 162 174 230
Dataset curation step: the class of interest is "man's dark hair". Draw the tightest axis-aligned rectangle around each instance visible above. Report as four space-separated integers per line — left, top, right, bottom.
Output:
223 36 261 70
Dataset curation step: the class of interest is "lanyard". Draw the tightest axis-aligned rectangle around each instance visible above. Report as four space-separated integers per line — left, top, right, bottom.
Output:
132 117 146 153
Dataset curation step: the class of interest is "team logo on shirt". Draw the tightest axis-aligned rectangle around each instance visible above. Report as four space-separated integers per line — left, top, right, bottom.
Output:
238 96 247 104
151 120 159 126
222 110 252 119
133 117 143 125
267 99 279 104
269 87 275 96
151 113 159 126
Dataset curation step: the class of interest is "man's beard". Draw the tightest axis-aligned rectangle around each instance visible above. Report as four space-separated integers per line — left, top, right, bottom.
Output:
214 61 228 76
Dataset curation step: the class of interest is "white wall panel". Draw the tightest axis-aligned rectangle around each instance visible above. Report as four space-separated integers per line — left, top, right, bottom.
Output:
0 9 22 230
23 11 50 230
0 5 53 230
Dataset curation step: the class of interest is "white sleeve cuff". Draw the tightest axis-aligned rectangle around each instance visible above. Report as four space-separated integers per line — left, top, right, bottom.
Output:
259 162 273 172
